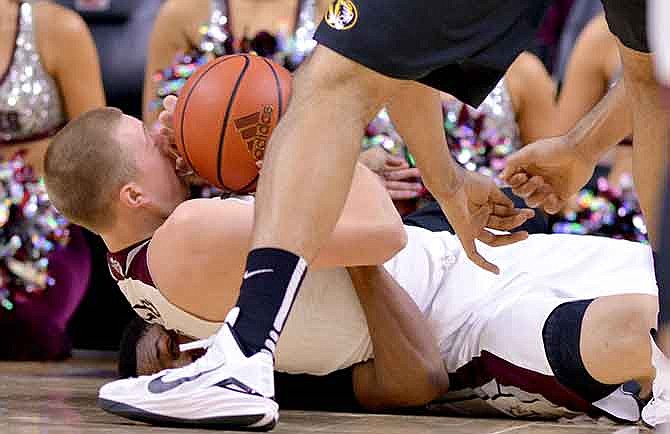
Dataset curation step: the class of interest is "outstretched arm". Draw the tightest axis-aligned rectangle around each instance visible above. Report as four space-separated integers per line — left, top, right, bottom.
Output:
386 82 533 274
348 266 449 410
501 79 631 213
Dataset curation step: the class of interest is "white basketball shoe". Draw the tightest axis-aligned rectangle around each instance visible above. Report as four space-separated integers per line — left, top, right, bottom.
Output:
642 330 670 429
98 308 278 430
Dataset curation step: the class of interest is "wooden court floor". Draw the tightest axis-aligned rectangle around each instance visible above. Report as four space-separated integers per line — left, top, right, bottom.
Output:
0 357 653 434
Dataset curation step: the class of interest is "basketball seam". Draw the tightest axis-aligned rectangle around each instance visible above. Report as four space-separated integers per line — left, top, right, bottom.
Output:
179 55 244 178
217 55 251 190
261 57 284 118
237 173 259 193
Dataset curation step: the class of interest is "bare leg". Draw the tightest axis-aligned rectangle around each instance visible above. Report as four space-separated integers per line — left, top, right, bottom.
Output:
619 44 670 251
252 46 394 259
581 294 657 385
618 44 670 359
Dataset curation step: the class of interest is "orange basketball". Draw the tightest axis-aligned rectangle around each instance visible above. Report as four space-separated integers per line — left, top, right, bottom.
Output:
174 54 292 193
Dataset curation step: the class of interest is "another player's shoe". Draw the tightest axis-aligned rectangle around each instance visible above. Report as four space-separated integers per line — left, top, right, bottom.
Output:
98 308 278 430
642 330 670 428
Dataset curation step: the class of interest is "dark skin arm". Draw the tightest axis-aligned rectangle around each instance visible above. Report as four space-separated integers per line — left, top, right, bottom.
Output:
347 266 450 411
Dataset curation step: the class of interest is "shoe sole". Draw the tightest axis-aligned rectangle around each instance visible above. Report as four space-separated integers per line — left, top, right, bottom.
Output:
98 398 278 431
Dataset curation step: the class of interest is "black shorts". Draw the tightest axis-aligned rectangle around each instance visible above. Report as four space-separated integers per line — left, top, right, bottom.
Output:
314 0 550 107
601 0 649 53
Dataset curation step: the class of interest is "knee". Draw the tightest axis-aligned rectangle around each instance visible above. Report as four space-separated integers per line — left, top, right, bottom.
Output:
614 295 657 340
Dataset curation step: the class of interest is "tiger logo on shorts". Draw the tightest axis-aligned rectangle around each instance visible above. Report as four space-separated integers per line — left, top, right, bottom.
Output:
325 0 358 30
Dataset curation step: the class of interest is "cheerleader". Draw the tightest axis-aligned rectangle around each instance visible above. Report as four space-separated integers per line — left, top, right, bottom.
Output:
0 0 104 359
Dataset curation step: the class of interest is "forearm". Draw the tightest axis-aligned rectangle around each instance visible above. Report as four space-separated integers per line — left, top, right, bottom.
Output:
348 266 449 410
313 164 406 268
386 82 463 196
567 79 632 164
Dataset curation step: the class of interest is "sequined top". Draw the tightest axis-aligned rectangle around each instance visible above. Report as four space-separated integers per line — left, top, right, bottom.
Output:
364 79 521 187
446 79 521 150
0 1 65 144
206 0 318 67
152 0 318 110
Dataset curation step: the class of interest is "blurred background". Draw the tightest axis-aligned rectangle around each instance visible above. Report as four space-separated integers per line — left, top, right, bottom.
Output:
0 0 645 360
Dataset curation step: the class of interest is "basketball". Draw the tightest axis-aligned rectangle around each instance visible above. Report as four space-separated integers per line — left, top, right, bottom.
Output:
174 54 292 193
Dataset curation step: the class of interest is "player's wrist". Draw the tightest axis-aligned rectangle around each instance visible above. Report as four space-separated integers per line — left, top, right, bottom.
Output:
564 130 600 167
423 162 465 199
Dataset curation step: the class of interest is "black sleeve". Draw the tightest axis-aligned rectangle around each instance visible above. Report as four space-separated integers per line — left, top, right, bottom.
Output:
274 368 363 413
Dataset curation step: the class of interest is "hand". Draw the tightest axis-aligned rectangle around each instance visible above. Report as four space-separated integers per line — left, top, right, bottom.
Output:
436 169 535 274
153 95 208 186
153 95 179 161
359 147 405 173
359 148 424 200
383 167 425 200
500 135 597 214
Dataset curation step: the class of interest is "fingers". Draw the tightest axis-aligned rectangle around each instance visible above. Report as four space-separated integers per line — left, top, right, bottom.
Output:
525 189 550 208
163 95 178 114
389 190 421 200
175 156 193 175
477 229 529 247
256 160 264 170
492 204 534 218
487 212 532 231
463 241 500 275
384 180 423 200
506 172 528 189
512 176 545 199
544 193 564 215
384 167 421 181
500 146 536 181
384 154 409 169
158 109 174 131
500 157 522 181
160 142 180 160
489 185 514 208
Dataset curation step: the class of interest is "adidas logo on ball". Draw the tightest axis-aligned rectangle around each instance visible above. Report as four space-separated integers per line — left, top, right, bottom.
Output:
234 105 274 161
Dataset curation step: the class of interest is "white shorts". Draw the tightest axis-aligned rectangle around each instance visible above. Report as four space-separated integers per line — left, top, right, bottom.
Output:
427 233 657 420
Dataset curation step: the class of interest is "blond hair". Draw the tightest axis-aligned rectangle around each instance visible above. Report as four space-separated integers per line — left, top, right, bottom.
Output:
44 107 137 231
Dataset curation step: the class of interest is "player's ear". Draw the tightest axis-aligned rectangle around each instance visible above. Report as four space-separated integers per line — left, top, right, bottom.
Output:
119 182 146 209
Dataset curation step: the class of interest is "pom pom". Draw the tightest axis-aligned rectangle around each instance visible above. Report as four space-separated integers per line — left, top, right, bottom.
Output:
443 100 516 184
0 153 70 311
551 175 647 243
151 12 319 112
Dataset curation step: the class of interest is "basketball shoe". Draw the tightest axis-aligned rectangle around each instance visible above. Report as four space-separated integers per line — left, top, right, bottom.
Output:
642 330 670 429
98 308 278 430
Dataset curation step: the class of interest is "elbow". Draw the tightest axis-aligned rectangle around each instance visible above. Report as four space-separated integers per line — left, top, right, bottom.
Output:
392 223 408 253
402 362 450 408
363 362 450 412
376 221 407 264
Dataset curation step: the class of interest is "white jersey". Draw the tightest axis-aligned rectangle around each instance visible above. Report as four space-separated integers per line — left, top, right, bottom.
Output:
108 221 448 375
108 197 657 420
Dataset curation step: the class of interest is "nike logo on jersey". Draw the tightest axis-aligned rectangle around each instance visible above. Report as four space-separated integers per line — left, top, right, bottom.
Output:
243 269 274 280
147 363 225 394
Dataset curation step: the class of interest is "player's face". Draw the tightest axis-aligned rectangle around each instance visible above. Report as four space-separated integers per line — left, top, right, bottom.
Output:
135 324 203 376
123 115 189 218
